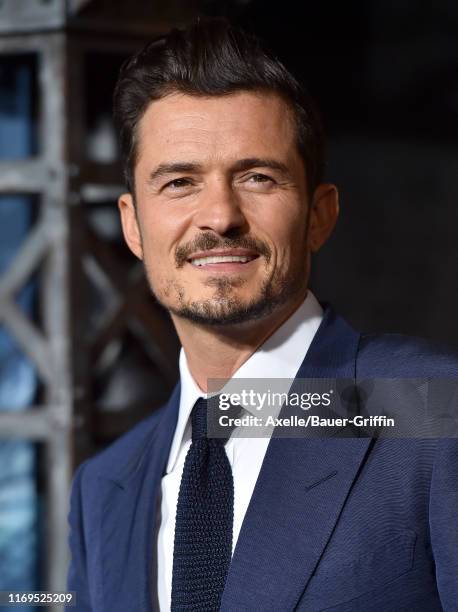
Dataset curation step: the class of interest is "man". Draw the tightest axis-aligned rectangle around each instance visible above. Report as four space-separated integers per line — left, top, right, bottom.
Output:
67 18 458 611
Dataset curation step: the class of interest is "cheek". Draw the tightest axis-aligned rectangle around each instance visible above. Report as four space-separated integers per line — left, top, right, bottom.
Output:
139 208 185 259
138 213 194 290
140 232 165 266
262 209 307 257
273 226 308 278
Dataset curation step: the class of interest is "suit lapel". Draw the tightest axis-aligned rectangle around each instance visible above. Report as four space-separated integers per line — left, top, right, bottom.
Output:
99 384 180 612
220 307 373 611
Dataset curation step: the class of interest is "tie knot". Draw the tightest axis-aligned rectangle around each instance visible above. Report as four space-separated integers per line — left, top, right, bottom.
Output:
191 398 208 441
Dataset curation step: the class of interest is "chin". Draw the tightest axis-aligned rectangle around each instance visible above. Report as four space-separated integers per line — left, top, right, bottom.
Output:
168 292 288 327
153 271 307 327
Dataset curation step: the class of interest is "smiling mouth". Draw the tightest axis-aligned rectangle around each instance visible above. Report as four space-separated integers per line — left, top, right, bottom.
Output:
186 248 260 269
189 254 258 267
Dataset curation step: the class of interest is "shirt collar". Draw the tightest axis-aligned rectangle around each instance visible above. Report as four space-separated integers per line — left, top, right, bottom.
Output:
165 290 323 474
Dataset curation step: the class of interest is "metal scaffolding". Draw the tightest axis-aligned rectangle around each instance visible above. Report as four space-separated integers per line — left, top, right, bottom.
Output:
0 0 195 605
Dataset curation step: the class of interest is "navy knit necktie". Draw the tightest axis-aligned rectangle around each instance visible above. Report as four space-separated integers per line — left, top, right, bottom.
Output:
171 397 234 611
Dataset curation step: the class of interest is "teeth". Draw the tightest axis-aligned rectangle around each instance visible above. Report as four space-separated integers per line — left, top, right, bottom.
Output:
190 255 254 266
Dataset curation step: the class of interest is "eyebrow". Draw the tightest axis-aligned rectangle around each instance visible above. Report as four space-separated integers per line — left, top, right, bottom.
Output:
148 162 202 183
147 157 290 183
231 158 290 175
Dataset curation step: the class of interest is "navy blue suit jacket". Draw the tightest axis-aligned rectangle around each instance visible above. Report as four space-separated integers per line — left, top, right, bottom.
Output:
67 307 458 611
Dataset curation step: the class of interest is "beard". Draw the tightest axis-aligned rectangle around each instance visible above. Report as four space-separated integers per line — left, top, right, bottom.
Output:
144 259 308 327
142 229 309 327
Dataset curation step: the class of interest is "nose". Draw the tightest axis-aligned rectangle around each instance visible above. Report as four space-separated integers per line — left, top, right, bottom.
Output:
193 177 247 236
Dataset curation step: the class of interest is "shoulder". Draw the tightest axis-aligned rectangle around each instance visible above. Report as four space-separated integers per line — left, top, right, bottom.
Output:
357 332 458 377
94 410 163 471
73 389 178 496
72 408 160 491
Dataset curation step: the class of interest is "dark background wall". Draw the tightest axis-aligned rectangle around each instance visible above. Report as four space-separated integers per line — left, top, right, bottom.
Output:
203 0 458 347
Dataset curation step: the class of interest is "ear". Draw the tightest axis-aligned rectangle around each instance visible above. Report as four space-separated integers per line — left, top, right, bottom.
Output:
308 184 339 252
118 192 143 260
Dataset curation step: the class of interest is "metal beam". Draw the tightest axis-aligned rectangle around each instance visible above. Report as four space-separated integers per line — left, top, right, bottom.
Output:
0 161 50 193
0 220 48 298
0 409 61 440
0 299 54 384
0 0 66 34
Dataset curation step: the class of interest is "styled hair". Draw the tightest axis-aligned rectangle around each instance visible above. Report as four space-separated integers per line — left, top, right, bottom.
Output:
113 17 325 195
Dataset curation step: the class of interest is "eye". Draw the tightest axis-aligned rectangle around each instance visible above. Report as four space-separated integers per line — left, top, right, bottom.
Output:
248 173 274 184
243 173 277 190
163 177 193 190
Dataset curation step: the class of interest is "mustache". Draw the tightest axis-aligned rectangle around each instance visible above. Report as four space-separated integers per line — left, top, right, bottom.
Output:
175 232 271 267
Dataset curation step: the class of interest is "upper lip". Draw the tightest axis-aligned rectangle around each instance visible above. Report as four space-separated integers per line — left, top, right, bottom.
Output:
187 249 259 261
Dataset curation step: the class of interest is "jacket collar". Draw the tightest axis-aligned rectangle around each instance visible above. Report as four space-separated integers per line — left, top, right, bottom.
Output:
107 383 181 488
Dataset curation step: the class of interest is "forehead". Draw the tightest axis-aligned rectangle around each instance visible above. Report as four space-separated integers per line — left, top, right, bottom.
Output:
135 91 298 166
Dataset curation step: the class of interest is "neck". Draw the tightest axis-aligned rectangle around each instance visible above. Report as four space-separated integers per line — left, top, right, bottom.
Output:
171 291 308 392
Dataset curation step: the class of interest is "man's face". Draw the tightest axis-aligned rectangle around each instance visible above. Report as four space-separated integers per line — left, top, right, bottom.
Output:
119 91 332 327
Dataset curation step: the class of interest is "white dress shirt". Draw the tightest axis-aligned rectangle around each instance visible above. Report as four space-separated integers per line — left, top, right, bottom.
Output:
157 291 323 611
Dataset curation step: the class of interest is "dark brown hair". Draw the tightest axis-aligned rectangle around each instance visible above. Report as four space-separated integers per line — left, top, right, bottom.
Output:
113 17 325 195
